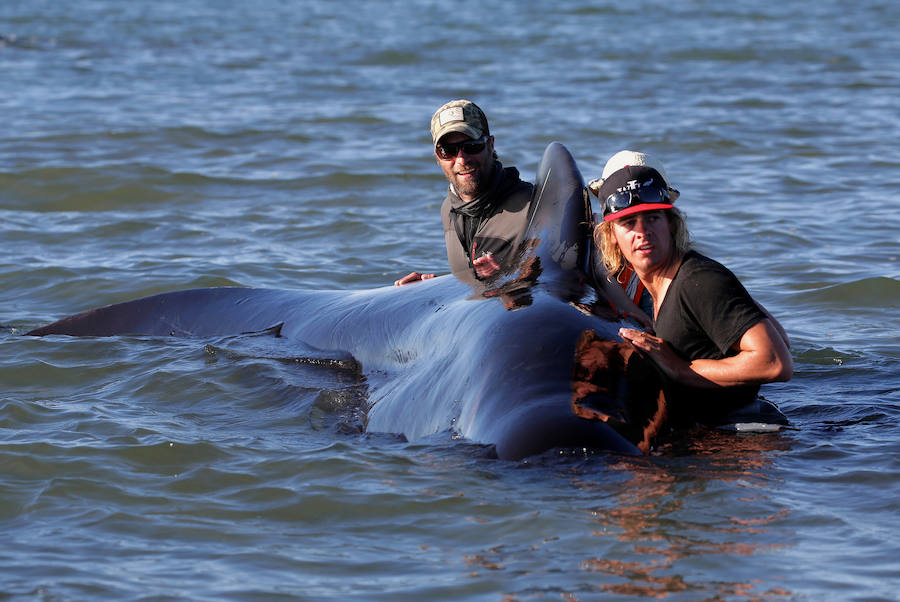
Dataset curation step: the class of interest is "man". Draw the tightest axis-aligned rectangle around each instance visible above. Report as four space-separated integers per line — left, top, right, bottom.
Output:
394 100 534 285
592 150 792 424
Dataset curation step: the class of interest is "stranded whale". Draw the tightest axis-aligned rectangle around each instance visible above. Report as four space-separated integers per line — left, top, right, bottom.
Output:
27 143 781 459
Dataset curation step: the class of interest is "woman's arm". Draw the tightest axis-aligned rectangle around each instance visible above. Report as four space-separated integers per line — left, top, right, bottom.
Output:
619 318 792 388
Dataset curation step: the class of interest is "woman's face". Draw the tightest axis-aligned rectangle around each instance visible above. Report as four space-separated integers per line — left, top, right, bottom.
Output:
611 210 673 274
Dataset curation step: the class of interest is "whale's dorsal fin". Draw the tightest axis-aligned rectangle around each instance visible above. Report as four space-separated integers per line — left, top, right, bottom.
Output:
525 142 592 275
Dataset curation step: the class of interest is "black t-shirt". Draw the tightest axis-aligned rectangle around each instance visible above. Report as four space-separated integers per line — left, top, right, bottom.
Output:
654 250 767 422
655 251 765 360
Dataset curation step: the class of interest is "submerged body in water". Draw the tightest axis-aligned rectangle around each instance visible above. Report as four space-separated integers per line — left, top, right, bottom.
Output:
27 143 785 459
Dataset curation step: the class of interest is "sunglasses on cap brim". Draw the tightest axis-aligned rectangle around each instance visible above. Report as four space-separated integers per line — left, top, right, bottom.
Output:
435 136 488 160
601 185 675 220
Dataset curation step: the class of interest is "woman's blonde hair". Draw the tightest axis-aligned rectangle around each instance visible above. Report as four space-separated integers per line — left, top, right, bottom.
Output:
593 208 691 276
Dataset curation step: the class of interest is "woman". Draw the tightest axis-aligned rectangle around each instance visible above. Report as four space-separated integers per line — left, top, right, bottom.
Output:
590 151 792 423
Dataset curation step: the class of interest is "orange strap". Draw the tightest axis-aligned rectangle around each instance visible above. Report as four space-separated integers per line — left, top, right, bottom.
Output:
617 266 645 307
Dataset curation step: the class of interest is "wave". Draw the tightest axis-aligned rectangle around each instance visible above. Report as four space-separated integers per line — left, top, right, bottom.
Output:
793 276 900 308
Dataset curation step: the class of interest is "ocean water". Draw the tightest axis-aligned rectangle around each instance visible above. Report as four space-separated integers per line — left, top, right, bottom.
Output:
2 1 899 600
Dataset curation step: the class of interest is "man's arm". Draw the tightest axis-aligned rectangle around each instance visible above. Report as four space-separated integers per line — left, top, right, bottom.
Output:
755 300 790 348
472 253 500 279
594 275 653 329
619 318 792 388
394 271 435 286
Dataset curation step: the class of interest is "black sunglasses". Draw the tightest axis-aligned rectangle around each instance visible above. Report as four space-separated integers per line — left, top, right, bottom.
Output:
435 136 488 160
601 185 671 218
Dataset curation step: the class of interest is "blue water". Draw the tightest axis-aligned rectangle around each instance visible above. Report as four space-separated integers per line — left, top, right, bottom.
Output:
2 1 899 599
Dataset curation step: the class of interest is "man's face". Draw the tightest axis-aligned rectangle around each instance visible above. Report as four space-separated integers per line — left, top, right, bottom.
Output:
435 132 495 202
611 210 674 275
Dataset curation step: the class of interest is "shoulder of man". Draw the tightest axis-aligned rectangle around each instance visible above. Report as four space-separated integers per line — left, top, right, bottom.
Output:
439 187 457 221
676 251 741 284
494 167 533 212
671 252 758 312
673 250 766 354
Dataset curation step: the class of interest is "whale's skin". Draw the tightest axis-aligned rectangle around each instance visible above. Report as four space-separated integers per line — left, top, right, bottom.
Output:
27 143 667 460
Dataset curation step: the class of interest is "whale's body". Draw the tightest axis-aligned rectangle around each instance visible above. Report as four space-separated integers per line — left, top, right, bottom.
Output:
28 143 763 459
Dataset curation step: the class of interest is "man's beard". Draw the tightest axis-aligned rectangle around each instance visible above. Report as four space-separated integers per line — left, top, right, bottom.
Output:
453 168 488 199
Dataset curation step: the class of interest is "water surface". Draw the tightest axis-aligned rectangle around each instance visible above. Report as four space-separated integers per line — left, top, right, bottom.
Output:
2 1 899 599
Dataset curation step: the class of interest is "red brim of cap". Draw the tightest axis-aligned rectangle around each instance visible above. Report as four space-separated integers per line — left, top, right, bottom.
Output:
603 203 674 222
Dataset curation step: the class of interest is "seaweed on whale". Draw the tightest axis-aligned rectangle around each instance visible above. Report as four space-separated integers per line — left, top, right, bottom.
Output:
27 143 761 459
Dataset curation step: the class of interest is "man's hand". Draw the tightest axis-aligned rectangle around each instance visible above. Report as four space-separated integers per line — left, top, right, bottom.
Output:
619 319 792 388
473 253 500 279
394 271 435 286
618 328 687 382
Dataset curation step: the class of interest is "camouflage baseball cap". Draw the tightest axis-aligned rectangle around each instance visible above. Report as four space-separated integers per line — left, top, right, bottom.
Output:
430 99 490 145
